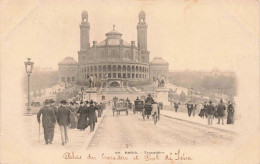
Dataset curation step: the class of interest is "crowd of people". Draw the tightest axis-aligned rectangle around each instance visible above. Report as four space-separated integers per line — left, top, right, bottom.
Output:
173 99 235 125
37 99 106 146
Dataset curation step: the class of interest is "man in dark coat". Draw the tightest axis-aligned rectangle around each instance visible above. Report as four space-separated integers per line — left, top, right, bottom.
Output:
174 102 179 112
217 99 226 125
57 100 71 146
87 100 98 132
37 99 56 144
186 101 193 117
146 94 154 103
77 101 88 130
207 101 215 125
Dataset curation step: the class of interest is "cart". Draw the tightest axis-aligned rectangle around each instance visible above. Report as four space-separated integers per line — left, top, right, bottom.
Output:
133 99 144 114
112 100 128 116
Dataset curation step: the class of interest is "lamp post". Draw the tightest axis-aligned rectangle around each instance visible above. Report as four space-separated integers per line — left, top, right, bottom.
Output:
81 87 84 101
24 58 34 115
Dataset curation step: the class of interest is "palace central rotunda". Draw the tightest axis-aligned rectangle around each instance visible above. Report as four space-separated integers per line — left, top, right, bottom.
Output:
59 10 150 88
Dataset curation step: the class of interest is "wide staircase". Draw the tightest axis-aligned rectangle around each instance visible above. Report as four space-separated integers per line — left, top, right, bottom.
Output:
99 86 136 94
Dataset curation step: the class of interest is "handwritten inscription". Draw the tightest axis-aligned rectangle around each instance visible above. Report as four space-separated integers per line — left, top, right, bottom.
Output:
63 152 82 159
62 149 192 161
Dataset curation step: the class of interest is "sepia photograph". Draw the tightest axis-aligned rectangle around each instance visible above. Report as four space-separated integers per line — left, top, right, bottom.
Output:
0 0 259 163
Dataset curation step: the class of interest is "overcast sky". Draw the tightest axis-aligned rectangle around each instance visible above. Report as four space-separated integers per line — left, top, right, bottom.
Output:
1 0 259 71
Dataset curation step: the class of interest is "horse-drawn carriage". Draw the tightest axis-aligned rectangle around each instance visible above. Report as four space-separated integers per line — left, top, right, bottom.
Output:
133 98 154 120
112 97 129 116
133 95 160 124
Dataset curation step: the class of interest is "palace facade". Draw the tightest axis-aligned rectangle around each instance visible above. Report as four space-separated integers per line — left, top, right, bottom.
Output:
58 10 169 87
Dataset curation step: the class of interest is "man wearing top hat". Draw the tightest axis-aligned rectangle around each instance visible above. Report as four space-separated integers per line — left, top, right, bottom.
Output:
57 100 71 145
87 100 98 132
216 99 226 125
207 101 215 125
37 99 56 144
186 101 193 117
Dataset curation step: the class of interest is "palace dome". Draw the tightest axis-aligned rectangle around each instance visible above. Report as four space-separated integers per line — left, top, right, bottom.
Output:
58 56 78 65
150 57 169 65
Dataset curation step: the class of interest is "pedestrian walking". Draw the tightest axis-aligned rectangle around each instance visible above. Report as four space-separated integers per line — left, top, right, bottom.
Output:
174 102 178 112
217 99 226 125
192 103 197 117
227 101 235 124
77 101 88 130
87 100 98 132
57 100 71 146
37 99 56 145
97 103 102 117
198 102 205 118
186 101 193 117
207 101 215 125
69 102 78 129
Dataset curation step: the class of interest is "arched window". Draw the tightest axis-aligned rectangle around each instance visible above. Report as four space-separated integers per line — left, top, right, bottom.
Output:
103 65 107 72
127 65 131 72
118 65 121 71
113 65 116 71
108 65 111 71
136 66 138 72
98 65 102 72
123 65 126 71
132 66 135 72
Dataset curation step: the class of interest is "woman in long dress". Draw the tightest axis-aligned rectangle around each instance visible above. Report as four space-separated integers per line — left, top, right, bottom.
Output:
77 101 88 130
69 102 78 129
227 101 235 124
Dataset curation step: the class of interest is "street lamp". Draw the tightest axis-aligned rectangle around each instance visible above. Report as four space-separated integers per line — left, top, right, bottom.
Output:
81 87 84 100
24 58 34 115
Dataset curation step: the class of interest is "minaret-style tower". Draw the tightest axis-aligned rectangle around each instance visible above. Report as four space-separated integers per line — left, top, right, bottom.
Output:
137 10 147 51
80 11 90 50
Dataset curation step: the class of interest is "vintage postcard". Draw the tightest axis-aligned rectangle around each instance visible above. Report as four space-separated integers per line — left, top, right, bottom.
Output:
0 0 259 163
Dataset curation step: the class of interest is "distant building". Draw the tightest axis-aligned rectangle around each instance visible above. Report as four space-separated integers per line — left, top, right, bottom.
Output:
150 57 169 82
59 10 152 88
58 57 78 83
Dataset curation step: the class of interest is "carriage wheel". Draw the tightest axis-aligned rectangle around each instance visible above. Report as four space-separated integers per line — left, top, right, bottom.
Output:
142 111 145 120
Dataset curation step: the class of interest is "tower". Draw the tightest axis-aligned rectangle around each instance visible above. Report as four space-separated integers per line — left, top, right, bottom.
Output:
137 10 147 51
80 11 90 50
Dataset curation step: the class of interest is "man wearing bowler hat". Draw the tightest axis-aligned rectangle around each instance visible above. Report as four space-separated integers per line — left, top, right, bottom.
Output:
37 99 56 144
57 100 71 145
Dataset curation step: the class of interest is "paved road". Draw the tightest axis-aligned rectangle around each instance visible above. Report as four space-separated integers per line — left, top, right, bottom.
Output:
87 107 234 150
